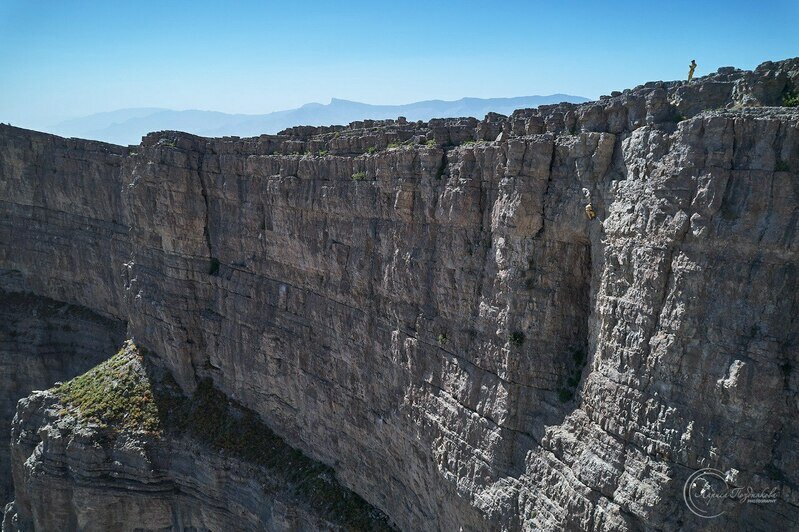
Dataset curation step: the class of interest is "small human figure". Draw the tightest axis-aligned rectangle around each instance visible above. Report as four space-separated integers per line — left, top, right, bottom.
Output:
582 189 597 220
688 59 697 81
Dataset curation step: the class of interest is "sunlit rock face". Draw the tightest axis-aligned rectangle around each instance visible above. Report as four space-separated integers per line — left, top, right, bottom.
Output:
1 58 798 531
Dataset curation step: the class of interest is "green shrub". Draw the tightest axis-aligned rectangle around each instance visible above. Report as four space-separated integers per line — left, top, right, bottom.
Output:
425 139 436 147
558 388 574 403
317 149 329 156
509 331 525 347
775 160 790 172
783 87 799 107
366 146 377 154
53 342 160 432
55 344 393 529
437 333 448 345
781 360 792 378
209 257 220 276
556 348 588 405
351 171 367 181
181 379 391 528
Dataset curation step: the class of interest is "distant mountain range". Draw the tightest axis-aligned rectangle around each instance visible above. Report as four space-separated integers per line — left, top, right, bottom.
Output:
50 95 589 146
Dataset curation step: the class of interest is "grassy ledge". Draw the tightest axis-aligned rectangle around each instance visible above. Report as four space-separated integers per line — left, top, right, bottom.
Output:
51 340 394 530
53 340 160 432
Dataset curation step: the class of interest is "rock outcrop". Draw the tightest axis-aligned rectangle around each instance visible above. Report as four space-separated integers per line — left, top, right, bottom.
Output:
1 59 798 530
3 342 391 532
0 291 124 507
0 124 130 508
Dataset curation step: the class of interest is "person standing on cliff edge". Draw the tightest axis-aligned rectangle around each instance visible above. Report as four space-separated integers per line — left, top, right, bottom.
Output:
688 59 697 81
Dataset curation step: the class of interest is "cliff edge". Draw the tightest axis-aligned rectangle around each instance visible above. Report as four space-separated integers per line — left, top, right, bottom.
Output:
1 59 798 530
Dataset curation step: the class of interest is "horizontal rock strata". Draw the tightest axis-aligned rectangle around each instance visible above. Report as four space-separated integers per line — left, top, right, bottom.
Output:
3 343 392 531
1 58 798 530
0 290 124 506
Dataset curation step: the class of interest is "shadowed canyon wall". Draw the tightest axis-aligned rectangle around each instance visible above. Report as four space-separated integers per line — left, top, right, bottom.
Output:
1 59 798 530
0 291 124 506
0 132 129 507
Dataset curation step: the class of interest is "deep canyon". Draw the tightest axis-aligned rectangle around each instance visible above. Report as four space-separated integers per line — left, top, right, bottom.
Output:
1 59 798 531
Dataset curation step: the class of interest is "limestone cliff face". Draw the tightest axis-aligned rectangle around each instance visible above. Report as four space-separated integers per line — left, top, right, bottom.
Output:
3 343 391 532
1 59 798 531
0 128 129 317
0 127 130 509
0 291 124 507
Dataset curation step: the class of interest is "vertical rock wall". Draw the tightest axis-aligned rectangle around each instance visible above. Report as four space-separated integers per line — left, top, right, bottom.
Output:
0 291 124 506
0 129 129 506
1 58 798 530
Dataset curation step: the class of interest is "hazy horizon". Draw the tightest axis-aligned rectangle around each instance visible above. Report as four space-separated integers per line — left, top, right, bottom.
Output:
46 93 590 145
2 0 798 131
48 93 587 127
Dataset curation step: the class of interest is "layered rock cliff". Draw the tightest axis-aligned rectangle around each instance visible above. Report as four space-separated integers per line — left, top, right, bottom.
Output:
1 59 798 530
0 126 130 510
0 291 124 507
3 342 391 531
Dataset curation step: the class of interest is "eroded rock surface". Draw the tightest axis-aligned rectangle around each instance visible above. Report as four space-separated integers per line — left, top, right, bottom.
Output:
0 290 124 506
1 58 798 530
3 343 391 532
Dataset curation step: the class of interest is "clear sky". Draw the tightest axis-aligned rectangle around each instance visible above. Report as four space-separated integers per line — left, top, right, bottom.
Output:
1 0 797 130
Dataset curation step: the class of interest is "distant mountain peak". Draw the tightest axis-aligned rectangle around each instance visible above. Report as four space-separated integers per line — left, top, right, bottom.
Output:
50 93 590 145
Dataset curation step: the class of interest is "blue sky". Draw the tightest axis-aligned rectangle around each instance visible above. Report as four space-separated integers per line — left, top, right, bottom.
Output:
1 0 797 129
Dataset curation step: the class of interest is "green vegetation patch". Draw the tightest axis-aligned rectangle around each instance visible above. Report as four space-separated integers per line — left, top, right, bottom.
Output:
509 331 525 347
783 87 799 107
558 348 588 403
209 257 221 276
54 341 393 529
558 388 574 403
53 341 160 432
166 379 392 528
